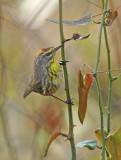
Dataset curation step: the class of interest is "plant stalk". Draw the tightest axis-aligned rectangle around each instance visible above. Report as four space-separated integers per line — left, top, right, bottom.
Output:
94 1 106 159
103 0 113 134
59 0 77 160
103 24 113 134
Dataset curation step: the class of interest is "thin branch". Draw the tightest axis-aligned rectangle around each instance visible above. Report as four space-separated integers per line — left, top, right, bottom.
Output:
94 0 106 159
102 2 112 157
96 68 121 74
87 1 102 9
59 0 77 160
103 0 113 134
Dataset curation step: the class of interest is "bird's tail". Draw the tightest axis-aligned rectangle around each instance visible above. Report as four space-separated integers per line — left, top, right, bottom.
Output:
23 87 32 98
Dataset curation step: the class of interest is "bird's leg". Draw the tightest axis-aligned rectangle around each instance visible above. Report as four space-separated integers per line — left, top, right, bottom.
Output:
59 60 69 65
51 95 74 105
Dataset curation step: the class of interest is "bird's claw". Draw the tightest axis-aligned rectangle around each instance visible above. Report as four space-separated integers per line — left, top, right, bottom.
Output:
59 60 69 65
64 98 74 105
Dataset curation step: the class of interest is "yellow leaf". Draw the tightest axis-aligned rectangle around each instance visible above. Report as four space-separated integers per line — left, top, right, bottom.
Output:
95 127 121 160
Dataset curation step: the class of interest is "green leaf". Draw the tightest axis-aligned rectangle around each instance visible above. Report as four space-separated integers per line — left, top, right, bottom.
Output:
47 12 94 26
76 140 97 150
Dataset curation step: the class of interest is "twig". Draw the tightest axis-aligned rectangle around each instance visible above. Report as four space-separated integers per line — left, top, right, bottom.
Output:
59 0 77 160
83 63 121 74
94 0 106 159
103 0 113 135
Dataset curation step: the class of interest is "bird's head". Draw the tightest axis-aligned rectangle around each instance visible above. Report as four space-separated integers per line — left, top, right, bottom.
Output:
37 44 63 60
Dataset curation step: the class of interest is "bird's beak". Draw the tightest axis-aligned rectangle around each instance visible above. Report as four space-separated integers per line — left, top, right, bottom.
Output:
54 44 63 52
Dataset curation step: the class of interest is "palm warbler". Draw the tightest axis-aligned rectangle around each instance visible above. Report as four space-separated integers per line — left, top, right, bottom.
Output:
23 44 63 98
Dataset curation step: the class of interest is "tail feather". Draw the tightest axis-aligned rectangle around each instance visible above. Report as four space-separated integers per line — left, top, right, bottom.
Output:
23 87 32 98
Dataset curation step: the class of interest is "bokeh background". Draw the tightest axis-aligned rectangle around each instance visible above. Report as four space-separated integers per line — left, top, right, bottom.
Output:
0 0 121 160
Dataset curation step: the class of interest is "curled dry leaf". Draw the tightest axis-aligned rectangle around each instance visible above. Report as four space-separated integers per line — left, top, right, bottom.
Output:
64 33 90 43
78 69 93 124
44 129 68 157
105 10 118 26
47 9 117 27
72 33 90 40
47 12 94 26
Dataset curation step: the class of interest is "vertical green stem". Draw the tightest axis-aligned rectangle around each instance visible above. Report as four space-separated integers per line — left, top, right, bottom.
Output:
103 0 113 134
59 0 77 160
94 1 106 160
102 1 113 158
95 0 113 158
103 24 113 134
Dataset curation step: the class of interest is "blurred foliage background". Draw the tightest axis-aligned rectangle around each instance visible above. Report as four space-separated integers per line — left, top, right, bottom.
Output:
0 0 121 160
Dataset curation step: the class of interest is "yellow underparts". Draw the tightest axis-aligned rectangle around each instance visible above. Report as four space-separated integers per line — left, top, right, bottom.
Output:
43 54 63 95
49 55 60 80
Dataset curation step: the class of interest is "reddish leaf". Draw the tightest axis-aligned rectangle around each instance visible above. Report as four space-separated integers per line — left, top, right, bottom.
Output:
105 10 118 26
78 69 93 124
44 129 68 157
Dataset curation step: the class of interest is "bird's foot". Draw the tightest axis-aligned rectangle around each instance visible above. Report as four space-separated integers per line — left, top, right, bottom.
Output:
64 99 74 105
59 60 69 65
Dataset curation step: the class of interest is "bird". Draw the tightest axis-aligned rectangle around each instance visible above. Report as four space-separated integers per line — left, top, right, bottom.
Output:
23 44 63 98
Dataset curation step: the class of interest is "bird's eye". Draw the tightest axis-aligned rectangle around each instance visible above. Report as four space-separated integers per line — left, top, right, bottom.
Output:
46 52 52 56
